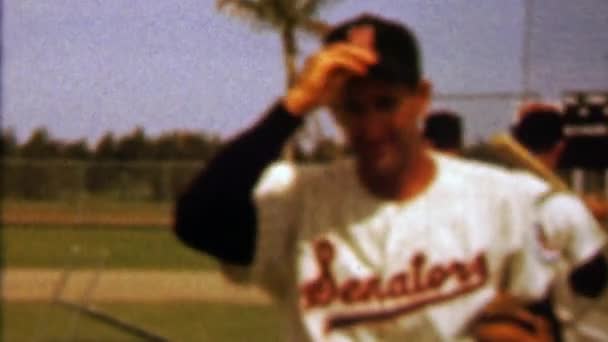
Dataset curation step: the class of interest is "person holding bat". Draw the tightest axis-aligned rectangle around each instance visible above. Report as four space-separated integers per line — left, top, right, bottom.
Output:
511 104 608 340
513 103 608 222
174 14 580 341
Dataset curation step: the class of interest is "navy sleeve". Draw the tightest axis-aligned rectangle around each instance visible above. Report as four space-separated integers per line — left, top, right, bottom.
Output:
526 297 563 342
524 254 608 342
569 253 608 298
173 102 303 265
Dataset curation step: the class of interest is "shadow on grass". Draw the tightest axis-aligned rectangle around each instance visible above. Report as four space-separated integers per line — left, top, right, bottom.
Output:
4 302 282 342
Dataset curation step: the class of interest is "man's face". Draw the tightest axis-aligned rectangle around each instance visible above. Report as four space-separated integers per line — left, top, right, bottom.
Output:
331 78 430 180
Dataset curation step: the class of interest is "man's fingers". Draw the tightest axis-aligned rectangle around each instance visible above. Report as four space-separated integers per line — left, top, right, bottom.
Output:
314 42 379 79
326 42 378 66
283 42 378 115
319 54 369 76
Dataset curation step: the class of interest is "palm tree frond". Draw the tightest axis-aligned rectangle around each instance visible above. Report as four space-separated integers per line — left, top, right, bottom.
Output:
217 0 276 29
297 0 321 17
300 18 331 37
298 0 342 18
216 0 259 12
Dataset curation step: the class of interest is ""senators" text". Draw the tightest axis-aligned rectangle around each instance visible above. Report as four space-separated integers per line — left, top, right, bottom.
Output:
300 238 488 310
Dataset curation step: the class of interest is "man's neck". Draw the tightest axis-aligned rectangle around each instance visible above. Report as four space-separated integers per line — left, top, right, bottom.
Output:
394 149 437 201
359 148 437 201
536 152 558 171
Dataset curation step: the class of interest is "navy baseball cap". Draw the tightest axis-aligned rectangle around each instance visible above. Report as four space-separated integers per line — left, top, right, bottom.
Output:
323 14 422 88
512 106 564 153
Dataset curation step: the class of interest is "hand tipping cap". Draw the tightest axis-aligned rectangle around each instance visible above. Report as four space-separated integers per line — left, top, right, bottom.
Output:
323 14 422 88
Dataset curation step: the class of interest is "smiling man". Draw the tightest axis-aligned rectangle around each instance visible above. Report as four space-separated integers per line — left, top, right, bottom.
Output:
174 14 575 341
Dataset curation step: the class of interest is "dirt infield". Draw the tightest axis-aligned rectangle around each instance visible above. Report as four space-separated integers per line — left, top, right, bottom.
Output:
2 269 270 304
6 269 608 341
2 200 171 226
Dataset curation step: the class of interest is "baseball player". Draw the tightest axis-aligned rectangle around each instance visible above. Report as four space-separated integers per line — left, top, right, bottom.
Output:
174 14 586 341
514 103 608 223
512 104 608 340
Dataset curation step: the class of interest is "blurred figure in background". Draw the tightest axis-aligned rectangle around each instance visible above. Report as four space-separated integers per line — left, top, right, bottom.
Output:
513 103 608 341
423 110 463 155
513 103 608 222
512 103 565 170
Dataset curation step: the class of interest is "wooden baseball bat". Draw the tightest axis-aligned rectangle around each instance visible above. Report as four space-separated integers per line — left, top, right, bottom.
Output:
488 133 569 192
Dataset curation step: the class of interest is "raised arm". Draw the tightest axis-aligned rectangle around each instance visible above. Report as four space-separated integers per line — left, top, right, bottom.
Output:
173 42 377 266
173 103 302 265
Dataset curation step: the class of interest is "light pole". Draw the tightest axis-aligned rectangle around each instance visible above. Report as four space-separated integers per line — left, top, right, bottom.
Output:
522 0 534 101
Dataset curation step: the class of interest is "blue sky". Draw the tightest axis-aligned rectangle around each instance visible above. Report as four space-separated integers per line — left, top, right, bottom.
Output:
4 0 608 144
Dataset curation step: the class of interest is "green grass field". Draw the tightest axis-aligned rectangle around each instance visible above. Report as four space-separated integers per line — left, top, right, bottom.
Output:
2 199 282 341
3 225 218 270
3 302 282 341
2 224 282 341
0 218 281 342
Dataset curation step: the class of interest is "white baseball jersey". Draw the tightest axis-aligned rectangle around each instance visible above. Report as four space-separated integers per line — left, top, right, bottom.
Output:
225 153 587 341
534 192 606 341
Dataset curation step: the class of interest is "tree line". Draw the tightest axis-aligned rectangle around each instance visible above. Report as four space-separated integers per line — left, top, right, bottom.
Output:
0 127 348 163
1 127 349 201
0 127 223 162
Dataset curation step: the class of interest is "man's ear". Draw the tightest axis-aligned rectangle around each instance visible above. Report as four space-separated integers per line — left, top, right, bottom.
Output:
554 140 566 158
416 79 432 119
418 79 432 100
548 140 566 169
